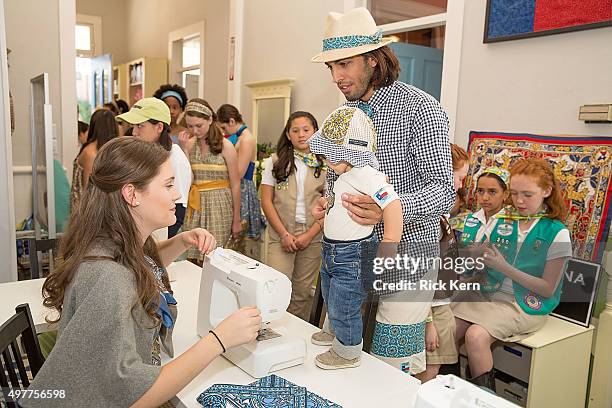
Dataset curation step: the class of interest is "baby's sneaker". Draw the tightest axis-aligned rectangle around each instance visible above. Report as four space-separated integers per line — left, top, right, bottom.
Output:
311 331 334 346
315 349 361 370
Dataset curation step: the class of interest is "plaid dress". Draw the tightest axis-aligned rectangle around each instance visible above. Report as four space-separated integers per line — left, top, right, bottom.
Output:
184 143 233 261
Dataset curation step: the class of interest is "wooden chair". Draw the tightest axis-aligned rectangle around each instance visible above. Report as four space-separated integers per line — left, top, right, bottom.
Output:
26 237 57 279
0 304 45 408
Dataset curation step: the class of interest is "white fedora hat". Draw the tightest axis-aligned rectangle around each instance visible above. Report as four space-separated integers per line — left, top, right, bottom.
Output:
311 7 392 63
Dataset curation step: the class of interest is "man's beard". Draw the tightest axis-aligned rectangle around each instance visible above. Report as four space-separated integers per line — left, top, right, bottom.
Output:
345 65 374 101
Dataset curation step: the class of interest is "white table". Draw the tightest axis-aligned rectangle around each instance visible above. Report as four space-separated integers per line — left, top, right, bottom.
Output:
0 261 421 407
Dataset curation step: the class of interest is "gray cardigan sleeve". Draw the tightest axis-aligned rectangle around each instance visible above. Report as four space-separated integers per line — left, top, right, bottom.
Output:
20 261 162 408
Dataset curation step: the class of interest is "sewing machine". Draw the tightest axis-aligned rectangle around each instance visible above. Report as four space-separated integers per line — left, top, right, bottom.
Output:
197 248 306 378
415 375 520 408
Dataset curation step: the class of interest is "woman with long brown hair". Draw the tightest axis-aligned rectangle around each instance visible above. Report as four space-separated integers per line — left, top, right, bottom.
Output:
178 99 242 264
21 137 260 407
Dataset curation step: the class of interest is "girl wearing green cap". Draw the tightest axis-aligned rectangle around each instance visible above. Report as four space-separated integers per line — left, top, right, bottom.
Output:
116 98 192 239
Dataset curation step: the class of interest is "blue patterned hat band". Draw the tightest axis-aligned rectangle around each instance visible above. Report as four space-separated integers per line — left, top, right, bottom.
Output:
322 30 383 51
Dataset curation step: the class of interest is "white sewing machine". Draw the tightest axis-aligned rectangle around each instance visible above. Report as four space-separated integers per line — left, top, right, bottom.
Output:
416 375 521 408
197 248 306 378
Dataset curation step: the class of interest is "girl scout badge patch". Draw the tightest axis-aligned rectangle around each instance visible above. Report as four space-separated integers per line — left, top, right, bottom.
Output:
524 293 542 311
465 217 479 228
533 239 543 252
496 223 514 236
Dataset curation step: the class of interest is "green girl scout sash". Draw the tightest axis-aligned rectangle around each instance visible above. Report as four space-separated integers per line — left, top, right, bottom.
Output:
485 214 567 315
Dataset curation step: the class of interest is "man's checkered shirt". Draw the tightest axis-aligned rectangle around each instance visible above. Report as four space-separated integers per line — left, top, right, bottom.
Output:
326 81 455 286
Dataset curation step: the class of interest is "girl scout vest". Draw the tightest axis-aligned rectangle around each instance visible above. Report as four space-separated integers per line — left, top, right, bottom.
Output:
269 154 326 241
484 216 566 315
459 213 488 245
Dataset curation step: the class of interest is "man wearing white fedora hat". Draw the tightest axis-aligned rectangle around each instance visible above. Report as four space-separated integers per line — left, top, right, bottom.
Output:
311 7 455 376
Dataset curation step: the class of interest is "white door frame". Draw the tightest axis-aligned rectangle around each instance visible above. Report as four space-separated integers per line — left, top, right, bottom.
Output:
344 0 466 143
0 0 18 282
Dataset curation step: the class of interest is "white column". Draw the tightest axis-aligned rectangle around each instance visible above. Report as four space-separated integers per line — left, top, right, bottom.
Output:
439 0 466 144
59 0 77 179
0 0 18 282
227 0 244 108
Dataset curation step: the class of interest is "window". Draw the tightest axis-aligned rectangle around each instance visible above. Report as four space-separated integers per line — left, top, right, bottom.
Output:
369 0 447 25
75 24 93 56
75 14 101 57
182 36 200 68
168 22 205 99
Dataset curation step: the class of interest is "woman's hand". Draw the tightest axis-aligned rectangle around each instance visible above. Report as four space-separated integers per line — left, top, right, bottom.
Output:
482 245 510 273
181 228 217 254
213 306 262 349
425 322 439 352
281 233 298 253
231 219 243 240
178 130 196 154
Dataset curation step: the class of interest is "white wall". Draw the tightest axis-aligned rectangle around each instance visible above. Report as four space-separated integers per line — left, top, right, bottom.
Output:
76 0 128 64
241 0 345 131
5 0 64 223
124 0 230 109
0 0 18 282
453 0 612 148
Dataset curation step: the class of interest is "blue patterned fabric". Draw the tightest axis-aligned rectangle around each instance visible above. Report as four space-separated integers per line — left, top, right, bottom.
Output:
197 384 306 407
196 375 342 408
370 321 426 358
322 30 383 51
240 178 265 239
251 376 341 408
356 100 374 119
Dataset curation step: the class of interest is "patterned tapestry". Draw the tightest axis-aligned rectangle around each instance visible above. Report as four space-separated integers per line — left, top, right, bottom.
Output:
464 131 612 263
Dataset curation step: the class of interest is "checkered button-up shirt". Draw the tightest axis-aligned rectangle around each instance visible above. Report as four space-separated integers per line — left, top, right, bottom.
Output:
327 81 455 287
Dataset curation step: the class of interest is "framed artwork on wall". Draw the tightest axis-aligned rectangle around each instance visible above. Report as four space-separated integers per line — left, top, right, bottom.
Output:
484 0 612 43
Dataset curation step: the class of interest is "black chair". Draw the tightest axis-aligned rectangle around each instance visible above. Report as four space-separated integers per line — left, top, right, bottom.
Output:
0 304 45 408
26 237 57 279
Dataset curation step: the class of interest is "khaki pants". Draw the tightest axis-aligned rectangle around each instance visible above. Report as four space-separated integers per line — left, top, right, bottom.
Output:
266 223 321 321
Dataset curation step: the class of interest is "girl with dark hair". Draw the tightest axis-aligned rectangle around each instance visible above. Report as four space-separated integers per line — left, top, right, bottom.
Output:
260 111 326 320
153 84 188 143
116 98 192 238
178 99 242 264
21 137 261 407
217 103 265 242
70 108 118 211
77 120 89 145
115 99 129 114
453 158 571 389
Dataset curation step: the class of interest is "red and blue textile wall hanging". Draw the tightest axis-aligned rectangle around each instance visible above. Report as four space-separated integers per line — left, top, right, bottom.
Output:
464 131 612 263
484 0 612 43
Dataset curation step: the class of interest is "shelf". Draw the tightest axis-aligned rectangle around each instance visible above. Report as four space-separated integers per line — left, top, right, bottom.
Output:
130 82 143 86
